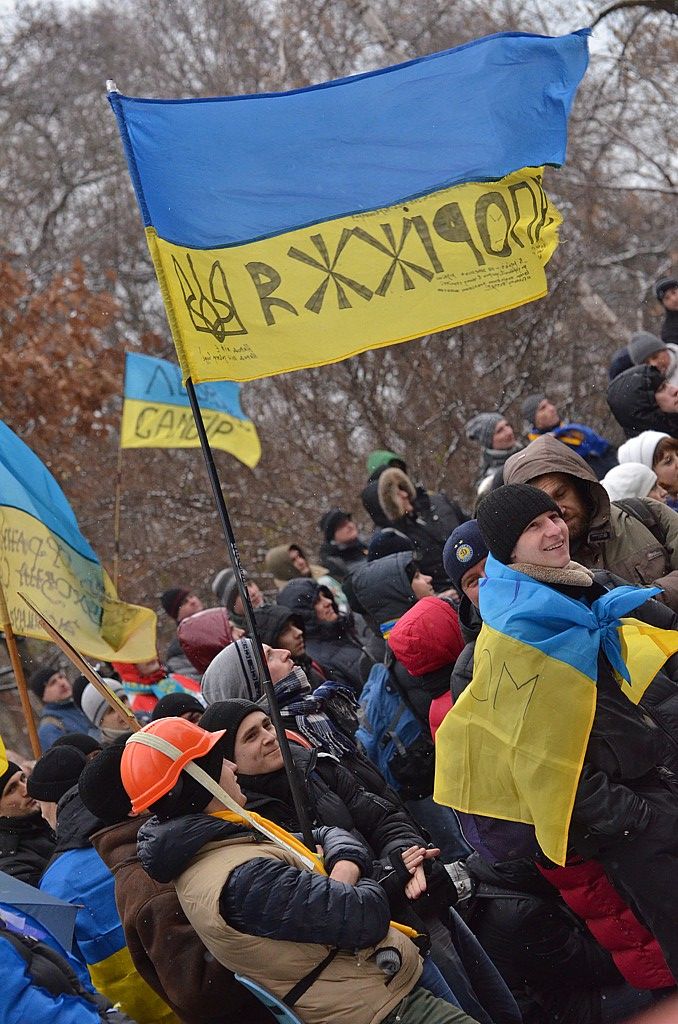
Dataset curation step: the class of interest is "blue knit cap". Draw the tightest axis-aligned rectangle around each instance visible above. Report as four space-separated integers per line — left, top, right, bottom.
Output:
443 520 489 592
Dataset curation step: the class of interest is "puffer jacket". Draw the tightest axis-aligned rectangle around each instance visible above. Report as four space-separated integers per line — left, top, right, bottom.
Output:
535 856 673 990
504 432 678 612
277 578 378 691
0 812 55 888
92 817 271 1024
0 921 130 1024
138 814 421 1024
237 745 425 861
377 468 467 590
465 854 625 1024
607 364 678 439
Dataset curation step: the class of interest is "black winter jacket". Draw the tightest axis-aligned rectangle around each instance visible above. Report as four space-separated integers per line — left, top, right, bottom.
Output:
0 812 55 887
661 309 678 346
237 745 425 863
607 364 678 439
138 814 389 949
318 538 368 583
277 578 378 691
465 854 622 1024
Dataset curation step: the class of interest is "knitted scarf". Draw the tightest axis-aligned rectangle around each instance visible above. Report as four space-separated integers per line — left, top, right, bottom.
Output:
274 668 357 758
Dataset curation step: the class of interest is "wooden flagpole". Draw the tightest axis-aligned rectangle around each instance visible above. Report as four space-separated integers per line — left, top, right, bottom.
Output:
0 583 41 757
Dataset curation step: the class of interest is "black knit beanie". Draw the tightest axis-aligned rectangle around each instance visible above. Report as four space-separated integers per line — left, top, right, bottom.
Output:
161 587 191 620
52 733 102 757
26 745 87 804
319 508 351 543
0 761 22 799
477 484 562 565
29 665 59 700
200 699 260 763
150 693 205 721
78 742 133 825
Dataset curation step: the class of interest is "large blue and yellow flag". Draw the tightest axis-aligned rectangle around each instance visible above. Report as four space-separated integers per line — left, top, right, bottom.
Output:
121 352 261 467
434 555 678 865
109 30 589 383
0 420 156 661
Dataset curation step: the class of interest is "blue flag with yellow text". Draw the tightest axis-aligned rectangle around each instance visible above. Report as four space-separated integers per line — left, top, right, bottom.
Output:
434 555 678 865
0 420 156 661
121 352 260 467
109 29 589 383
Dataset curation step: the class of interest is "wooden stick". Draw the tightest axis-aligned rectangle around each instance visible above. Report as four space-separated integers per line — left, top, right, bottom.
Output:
0 584 41 757
17 593 140 732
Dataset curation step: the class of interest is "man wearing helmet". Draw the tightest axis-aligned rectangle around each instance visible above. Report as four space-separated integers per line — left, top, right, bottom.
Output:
121 719 476 1024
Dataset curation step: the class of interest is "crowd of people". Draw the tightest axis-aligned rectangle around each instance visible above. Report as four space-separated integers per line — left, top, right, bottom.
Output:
2 275 678 1023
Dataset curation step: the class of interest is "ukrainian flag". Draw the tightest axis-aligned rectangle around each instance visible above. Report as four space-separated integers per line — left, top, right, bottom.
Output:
121 352 261 467
40 847 177 1023
0 420 156 661
109 29 589 383
434 555 678 865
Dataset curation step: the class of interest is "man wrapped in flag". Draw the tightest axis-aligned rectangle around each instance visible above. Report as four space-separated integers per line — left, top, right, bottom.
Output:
109 29 589 383
0 420 156 662
434 483 678 982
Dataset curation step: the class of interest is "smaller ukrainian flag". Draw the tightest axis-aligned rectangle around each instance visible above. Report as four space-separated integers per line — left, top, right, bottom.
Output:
121 352 261 467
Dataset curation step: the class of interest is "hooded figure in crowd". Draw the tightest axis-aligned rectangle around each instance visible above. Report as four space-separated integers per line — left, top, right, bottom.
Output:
504 433 678 613
253 604 326 690
520 394 617 480
377 469 467 591
628 328 678 387
607 364 678 439
277 578 379 693
264 542 348 611
656 276 678 347
0 759 55 887
124 719 478 1024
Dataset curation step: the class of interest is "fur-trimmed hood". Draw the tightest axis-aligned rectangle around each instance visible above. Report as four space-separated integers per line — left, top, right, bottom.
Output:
377 467 416 524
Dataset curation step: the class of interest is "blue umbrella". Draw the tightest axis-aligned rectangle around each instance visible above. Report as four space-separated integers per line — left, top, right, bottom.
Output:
0 870 78 950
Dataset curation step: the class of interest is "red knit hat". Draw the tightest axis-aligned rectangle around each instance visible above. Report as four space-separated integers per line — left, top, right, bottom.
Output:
388 597 464 676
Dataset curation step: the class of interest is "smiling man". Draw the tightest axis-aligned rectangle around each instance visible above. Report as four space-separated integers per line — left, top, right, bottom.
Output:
0 760 55 886
504 433 678 613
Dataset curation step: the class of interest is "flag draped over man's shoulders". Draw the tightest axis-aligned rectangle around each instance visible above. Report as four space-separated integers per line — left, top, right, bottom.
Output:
0 420 156 661
109 29 589 383
433 554 678 866
121 352 261 467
